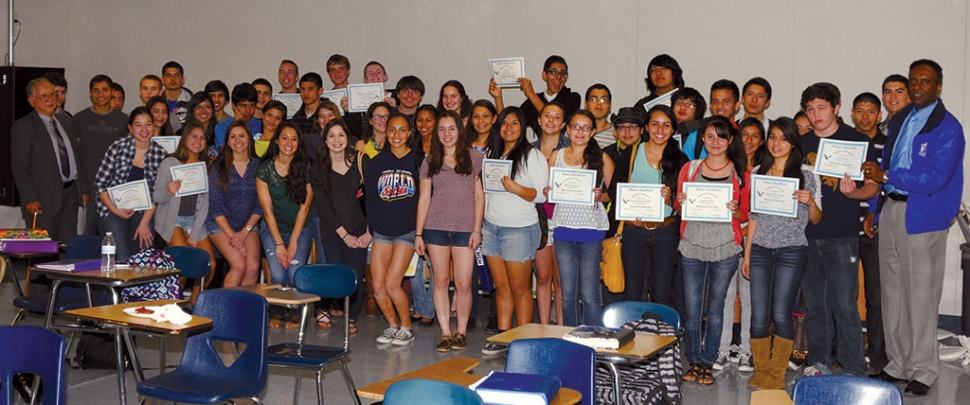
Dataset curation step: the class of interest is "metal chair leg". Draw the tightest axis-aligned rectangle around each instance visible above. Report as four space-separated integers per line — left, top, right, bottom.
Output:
10 308 25 325
316 370 324 405
340 360 361 405
291 370 302 405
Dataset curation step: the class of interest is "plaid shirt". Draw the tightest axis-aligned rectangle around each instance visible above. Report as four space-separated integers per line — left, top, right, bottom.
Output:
94 136 168 218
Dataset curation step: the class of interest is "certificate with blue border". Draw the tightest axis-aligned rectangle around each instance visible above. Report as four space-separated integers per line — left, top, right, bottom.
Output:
814 138 867 180
272 93 302 119
482 159 512 193
322 89 347 115
108 180 152 211
548 167 596 206
171 162 209 197
153 136 180 154
347 83 385 113
489 57 525 87
615 183 665 221
749 175 799 218
681 182 733 222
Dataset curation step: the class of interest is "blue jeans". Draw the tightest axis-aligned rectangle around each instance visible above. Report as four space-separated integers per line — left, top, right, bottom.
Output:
682 254 739 365
259 223 313 287
311 217 326 264
802 237 867 375
749 244 805 339
619 223 681 307
555 240 603 327
102 211 147 262
409 256 435 319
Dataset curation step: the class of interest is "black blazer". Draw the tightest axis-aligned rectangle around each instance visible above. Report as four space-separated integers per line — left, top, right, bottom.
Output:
10 110 87 213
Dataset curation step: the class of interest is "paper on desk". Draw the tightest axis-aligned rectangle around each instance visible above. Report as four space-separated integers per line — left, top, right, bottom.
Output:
148 303 192 325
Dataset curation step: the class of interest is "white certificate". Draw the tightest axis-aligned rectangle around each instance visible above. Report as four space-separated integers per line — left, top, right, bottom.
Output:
153 136 180 154
814 138 867 180
273 93 303 119
170 162 209 197
108 180 153 211
321 89 347 115
482 159 512 193
548 167 597 206
347 83 385 113
749 175 799 218
615 183 665 222
489 57 525 87
681 182 733 222
672 134 683 151
642 88 679 111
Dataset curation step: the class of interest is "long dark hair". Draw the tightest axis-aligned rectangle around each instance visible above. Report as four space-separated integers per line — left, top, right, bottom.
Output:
213 120 255 192
486 106 533 180
737 117 766 167
468 99 497 144
146 95 173 135
179 92 216 144
264 122 310 204
410 104 438 154
436 80 472 120
759 117 806 187
317 119 357 193
427 110 473 177
172 121 208 163
701 116 747 187
645 105 688 191
361 101 392 147
566 110 605 183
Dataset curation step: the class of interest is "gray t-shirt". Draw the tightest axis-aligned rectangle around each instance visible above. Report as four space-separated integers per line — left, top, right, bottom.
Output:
420 149 483 233
750 165 822 249
73 107 128 186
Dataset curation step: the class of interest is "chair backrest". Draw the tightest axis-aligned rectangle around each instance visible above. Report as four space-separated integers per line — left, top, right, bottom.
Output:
164 246 210 280
65 235 102 260
792 375 903 405
0 325 67 405
384 379 484 405
177 290 268 396
505 338 595 405
294 264 358 299
602 301 681 332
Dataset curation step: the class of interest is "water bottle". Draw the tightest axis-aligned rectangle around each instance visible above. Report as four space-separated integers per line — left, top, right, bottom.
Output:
101 232 116 273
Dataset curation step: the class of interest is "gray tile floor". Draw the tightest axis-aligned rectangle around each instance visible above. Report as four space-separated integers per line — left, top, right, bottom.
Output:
3 260 970 404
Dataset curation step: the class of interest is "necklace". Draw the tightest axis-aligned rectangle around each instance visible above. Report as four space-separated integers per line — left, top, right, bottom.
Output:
703 158 731 171
569 148 583 165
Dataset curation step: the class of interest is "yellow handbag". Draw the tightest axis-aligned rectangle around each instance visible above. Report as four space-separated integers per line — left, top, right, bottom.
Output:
600 141 640 293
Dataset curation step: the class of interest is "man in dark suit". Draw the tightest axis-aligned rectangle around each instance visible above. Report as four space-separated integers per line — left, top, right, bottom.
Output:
11 77 88 244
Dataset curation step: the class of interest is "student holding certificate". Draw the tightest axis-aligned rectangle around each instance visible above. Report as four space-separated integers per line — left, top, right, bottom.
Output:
544 110 613 327
608 105 687 310
414 110 485 352
207 121 262 288
480 107 549 356
146 96 174 136
354 102 392 158
741 118 821 390
153 122 217 290
674 116 749 386
95 107 168 261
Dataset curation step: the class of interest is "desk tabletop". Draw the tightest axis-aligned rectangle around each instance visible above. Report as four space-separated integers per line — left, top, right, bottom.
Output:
32 266 181 286
487 324 678 360
65 299 212 335
750 389 794 405
357 357 580 404
226 283 320 305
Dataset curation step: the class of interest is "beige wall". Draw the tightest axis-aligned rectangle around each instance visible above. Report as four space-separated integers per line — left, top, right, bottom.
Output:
2 0 968 314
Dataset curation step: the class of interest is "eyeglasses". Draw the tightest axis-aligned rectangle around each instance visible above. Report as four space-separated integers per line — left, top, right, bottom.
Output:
545 70 568 78
569 124 593 133
674 100 697 109
372 114 389 121
588 96 610 104
615 124 640 131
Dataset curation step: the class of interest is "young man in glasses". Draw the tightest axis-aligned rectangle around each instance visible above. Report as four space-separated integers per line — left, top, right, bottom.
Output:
490 55 580 137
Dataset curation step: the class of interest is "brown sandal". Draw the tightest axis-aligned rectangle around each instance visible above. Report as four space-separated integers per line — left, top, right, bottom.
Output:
697 366 715 385
683 364 701 382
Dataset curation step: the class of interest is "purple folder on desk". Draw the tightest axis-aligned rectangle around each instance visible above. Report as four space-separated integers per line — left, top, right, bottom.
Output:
35 259 101 272
0 240 59 254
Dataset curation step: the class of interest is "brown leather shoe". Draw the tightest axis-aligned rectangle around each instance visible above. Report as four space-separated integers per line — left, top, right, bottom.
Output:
451 333 467 350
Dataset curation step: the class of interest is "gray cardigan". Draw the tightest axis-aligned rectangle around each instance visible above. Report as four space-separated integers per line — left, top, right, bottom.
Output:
153 156 209 241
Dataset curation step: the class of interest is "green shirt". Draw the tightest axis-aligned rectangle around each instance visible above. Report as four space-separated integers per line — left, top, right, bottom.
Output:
257 159 310 233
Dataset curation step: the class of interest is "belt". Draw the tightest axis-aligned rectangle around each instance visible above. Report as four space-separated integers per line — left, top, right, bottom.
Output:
62 179 75 189
640 216 678 230
887 193 908 202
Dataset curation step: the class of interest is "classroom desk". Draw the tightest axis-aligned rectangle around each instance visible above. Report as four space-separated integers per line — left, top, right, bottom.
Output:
31 266 182 329
226 283 320 344
750 389 795 405
66 300 212 405
488 324 678 405
356 357 582 404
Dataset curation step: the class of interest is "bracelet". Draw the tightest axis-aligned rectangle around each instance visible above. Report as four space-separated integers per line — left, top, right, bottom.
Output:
275 242 284 246
341 233 350 240
415 234 423 238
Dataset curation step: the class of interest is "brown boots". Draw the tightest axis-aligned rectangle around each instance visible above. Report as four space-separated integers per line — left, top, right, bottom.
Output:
748 335 793 390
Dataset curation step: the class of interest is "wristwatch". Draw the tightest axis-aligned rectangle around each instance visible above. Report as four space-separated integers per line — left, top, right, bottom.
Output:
245 224 253 232
882 171 889 184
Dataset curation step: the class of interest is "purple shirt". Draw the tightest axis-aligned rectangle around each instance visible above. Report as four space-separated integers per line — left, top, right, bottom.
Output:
419 149 483 233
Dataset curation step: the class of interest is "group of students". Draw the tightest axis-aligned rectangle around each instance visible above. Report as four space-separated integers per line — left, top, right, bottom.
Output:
33 52 962 396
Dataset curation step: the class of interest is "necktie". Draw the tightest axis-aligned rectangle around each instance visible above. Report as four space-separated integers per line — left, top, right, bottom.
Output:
50 118 71 178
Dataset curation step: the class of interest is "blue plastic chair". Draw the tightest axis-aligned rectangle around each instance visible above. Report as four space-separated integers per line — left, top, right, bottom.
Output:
602 301 681 333
164 246 210 296
266 264 361 405
792 375 903 405
0 325 67 405
136 289 269 404
505 338 595 405
384 379 484 405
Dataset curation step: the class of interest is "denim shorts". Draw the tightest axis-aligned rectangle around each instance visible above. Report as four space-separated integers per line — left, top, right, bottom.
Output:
481 219 540 263
423 229 472 247
372 230 416 247
205 219 257 235
175 216 194 235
